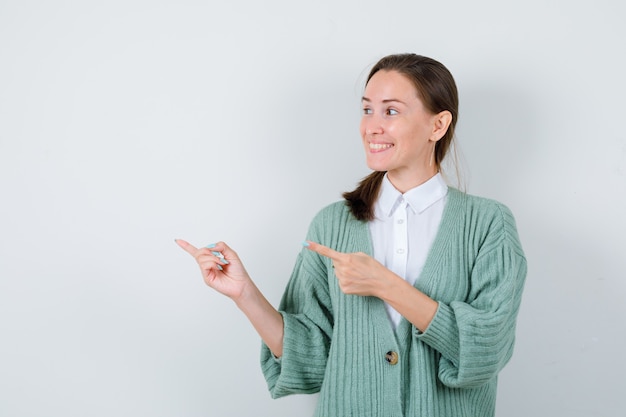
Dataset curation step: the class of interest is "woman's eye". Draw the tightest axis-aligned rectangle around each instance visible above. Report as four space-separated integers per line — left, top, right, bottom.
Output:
387 108 398 115
363 108 372 115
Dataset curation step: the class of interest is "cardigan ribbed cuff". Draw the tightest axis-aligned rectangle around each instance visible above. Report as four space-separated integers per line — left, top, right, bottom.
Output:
261 311 328 398
414 301 460 366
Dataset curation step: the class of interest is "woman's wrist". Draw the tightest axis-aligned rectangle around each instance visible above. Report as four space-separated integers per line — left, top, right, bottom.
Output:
232 280 284 357
376 268 408 301
232 279 260 310
379 272 438 332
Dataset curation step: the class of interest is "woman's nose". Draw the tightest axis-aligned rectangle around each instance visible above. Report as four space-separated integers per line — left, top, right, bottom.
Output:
362 118 383 135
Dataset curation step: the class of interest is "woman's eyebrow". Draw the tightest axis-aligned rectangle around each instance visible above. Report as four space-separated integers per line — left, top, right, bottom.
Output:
361 96 407 105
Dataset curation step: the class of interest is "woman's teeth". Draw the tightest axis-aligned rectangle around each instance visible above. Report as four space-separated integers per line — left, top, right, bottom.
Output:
370 143 393 150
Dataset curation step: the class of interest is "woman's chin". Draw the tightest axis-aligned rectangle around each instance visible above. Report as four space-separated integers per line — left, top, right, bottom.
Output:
365 159 391 172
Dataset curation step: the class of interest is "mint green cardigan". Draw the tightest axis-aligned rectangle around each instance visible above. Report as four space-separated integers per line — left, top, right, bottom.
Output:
261 188 527 417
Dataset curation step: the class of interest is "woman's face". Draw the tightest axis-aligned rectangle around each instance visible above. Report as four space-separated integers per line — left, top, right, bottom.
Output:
360 70 439 186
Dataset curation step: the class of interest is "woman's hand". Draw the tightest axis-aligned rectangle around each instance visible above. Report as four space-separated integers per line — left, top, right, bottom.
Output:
304 240 438 332
175 239 285 356
175 239 251 301
304 240 398 298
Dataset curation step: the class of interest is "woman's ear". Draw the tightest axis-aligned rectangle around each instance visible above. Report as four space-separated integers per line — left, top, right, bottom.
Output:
431 110 452 142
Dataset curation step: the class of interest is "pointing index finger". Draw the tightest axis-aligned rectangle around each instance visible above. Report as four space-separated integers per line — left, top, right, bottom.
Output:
304 241 342 261
175 239 199 256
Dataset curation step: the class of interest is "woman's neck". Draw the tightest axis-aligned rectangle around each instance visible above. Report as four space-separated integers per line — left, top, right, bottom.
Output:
387 167 439 194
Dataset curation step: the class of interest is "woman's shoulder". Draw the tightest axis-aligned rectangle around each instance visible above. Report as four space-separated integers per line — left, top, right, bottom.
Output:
447 188 523 249
309 200 355 226
448 187 516 221
304 200 366 243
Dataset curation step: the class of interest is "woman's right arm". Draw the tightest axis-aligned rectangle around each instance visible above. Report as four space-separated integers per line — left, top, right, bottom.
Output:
175 239 284 357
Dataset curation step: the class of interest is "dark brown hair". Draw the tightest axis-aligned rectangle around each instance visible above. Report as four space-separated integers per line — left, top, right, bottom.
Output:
343 53 459 221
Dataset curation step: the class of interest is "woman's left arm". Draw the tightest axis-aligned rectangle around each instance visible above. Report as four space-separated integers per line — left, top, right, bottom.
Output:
415 240 527 388
305 230 527 389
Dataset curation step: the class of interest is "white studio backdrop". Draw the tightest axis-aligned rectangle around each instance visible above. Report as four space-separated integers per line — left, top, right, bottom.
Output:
1 1 624 416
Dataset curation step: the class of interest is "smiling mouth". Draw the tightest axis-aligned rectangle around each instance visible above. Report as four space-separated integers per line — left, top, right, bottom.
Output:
369 143 394 150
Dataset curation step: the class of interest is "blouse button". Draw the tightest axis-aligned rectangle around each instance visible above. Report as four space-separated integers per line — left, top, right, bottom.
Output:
385 351 399 365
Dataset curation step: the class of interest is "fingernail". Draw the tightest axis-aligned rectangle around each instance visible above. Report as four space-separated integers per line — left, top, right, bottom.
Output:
301 241 310 247
206 243 216 248
212 251 227 264
217 264 223 271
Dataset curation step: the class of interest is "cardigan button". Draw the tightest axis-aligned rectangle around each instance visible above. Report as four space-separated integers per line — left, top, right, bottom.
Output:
385 351 398 365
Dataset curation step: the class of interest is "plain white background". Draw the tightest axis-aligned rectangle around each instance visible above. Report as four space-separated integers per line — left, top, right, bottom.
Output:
1 1 624 416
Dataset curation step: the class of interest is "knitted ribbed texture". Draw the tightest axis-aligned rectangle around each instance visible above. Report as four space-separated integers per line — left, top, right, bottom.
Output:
260 188 527 417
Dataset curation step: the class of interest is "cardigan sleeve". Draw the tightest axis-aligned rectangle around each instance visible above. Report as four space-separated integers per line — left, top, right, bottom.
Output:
260 220 334 399
415 203 527 389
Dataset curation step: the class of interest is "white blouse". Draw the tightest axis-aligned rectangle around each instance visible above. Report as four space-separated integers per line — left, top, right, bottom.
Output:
369 173 448 329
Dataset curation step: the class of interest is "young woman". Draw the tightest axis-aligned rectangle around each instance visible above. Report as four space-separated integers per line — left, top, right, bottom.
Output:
176 53 527 417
